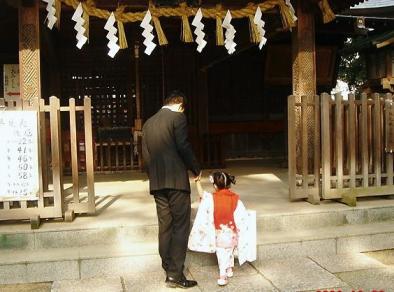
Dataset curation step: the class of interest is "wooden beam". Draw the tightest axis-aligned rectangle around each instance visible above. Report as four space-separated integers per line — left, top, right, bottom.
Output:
376 37 394 49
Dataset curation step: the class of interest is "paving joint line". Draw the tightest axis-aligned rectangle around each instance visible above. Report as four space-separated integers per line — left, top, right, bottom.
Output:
248 262 282 292
185 266 203 292
307 255 352 288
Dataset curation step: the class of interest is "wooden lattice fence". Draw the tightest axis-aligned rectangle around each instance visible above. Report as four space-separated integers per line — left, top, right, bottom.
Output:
288 92 394 201
0 96 95 226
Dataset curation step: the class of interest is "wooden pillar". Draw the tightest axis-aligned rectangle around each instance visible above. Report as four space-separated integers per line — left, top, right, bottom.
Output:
291 0 319 204
133 43 143 169
292 0 316 98
19 0 41 107
197 69 209 166
134 43 142 129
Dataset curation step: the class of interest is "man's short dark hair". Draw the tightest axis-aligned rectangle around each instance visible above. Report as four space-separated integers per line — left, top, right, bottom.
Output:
164 90 187 107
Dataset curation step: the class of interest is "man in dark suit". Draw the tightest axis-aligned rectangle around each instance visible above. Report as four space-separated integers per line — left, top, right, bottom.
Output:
142 90 201 289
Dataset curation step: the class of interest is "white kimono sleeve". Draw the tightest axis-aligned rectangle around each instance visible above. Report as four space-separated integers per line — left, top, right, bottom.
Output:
234 200 257 265
188 191 216 253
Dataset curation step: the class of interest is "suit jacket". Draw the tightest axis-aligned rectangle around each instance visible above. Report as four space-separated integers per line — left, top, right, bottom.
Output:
142 108 201 194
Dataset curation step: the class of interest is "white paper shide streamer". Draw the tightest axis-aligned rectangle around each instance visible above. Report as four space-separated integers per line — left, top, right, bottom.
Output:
104 13 120 58
254 7 267 50
71 3 88 49
191 8 207 53
222 10 236 55
42 0 57 29
140 10 156 55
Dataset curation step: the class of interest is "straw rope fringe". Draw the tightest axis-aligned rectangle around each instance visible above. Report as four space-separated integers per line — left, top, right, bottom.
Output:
55 0 62 29
181 15 194 42
117 21 128 49
318 0 336 23
277 0 295 30
153 16 168 45
216 16 224 46
180 2 193 43
82 3 89 42
249 15 260 44
115 6 128 49
60 0 297 30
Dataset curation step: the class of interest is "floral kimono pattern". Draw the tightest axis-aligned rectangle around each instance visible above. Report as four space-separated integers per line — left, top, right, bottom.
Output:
188 191 256 265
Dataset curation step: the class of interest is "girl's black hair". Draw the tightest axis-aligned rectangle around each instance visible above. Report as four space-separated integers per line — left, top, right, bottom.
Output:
210 171 236 189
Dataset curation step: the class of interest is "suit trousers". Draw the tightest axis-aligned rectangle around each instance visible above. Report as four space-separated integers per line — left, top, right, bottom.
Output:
154 189 191 279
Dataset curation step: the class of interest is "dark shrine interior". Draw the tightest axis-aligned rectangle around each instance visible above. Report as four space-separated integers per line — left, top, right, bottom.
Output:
1 0 392 167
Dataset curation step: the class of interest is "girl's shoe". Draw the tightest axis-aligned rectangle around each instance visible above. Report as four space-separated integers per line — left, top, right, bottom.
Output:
217 276 228 286
226 268 233 278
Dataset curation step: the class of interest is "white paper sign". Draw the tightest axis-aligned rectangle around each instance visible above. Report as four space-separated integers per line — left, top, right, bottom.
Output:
0 111 39 201
3 64 20 99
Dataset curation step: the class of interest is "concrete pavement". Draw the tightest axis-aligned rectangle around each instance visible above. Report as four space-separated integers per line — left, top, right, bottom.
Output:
1 250 393 292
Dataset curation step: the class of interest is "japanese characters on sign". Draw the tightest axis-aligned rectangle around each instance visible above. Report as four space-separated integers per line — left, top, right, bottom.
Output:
3 64 20 99
0 111 39 201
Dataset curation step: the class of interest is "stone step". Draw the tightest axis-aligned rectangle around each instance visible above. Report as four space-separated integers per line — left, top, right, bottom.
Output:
1 205 394 250
0 220 393 284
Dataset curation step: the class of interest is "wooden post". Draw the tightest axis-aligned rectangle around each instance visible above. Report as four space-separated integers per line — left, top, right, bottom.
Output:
386 94 394 186
335 93 343 190
321 93 331 198
38 99 48 209
348 93 356 188
69 98 80 204
373 93 382 186
134 43 143 170
314 95 320 190
49 96 63 216
361 93 369 187
84 97 96 214
19 0 41 107
197 70 210 165
288 95 296 200
292 0 316 99
134 43 142 130
301 96 309 196
291 0 319 204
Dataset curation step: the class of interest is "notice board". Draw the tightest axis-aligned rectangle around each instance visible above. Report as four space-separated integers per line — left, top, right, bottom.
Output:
0 111 39 200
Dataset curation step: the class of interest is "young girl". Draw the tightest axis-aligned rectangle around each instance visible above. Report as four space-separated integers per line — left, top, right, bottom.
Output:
188 171 256 286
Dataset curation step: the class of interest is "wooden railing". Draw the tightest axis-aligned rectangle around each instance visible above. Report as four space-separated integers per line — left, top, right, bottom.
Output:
321 92 394 199
0 97 95 226
288 92 394 202
94 140 135 172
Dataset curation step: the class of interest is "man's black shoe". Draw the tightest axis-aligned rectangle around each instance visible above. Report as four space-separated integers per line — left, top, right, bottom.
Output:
165 276 198 289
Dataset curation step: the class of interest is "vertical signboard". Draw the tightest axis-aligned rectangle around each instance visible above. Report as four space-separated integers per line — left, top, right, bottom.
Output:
3 64 20 99
0 111 39 200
